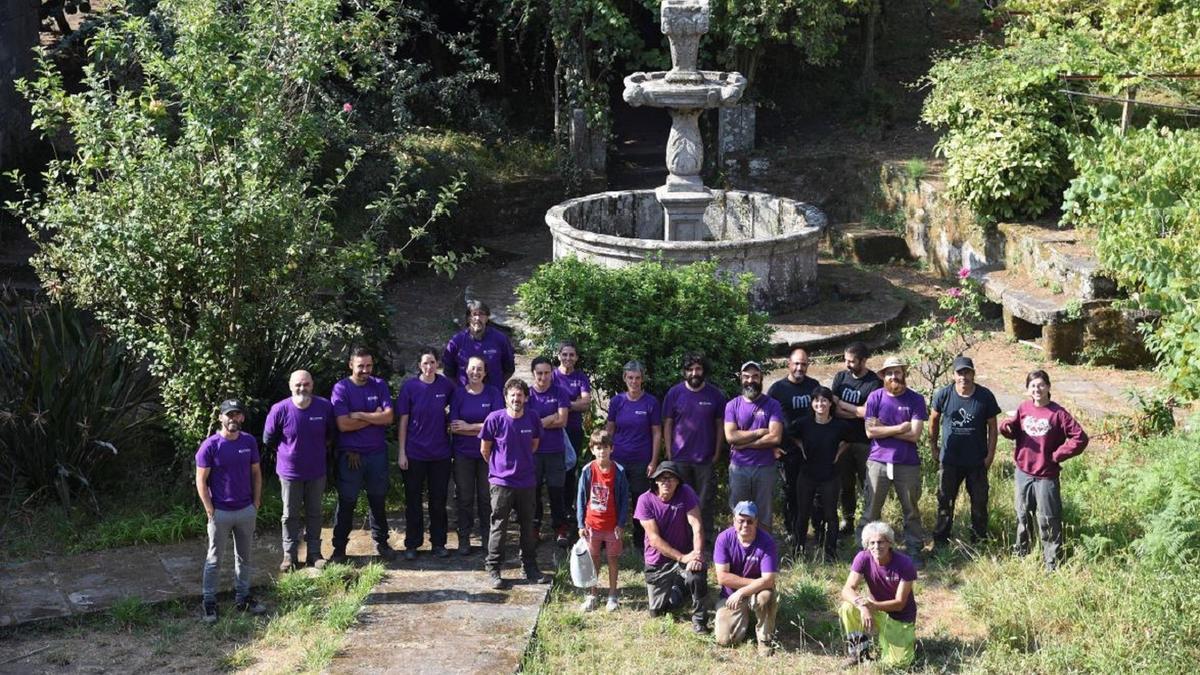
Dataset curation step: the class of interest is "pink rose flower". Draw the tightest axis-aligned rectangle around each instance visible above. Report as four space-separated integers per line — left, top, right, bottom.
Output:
343 102 353 113
958 267 971 279
947 287 963 298
946 316 958 325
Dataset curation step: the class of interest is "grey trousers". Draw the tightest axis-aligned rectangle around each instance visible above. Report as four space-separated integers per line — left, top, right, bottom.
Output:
675 461 716 542
729 463 777 532
486 485 537 572
203 505 256 602
455 456 490 540
862 460 927 553
280 476 325 561
645 561 708 621
1014 468 1063 569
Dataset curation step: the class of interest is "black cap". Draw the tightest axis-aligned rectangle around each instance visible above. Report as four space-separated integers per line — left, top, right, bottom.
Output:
952 356 975 372
650 461 682 480
219 399 245 415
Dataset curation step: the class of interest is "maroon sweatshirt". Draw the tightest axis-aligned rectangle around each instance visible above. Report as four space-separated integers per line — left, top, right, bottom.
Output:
999 401 1088 478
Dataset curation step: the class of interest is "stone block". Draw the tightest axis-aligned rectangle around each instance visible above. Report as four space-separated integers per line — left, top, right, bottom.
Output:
1044 319 1085 363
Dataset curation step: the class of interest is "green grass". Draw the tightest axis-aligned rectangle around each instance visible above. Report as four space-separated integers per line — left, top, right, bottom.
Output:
397 130 560 182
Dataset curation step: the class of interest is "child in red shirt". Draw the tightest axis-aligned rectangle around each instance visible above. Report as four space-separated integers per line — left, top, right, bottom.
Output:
576 430 630 612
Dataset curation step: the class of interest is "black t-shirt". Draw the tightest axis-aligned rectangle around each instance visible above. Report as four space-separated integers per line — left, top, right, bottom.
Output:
932 384 1002 466
768 376 821 453
831 369 882 443
798 417 850 482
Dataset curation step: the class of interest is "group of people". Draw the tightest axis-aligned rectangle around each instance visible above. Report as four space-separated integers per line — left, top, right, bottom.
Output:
195 309 1089 667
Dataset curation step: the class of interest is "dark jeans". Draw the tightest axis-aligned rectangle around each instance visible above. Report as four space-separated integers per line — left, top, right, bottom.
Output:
454 456 490 541
565 427 585 521
625 462 650 552
534 452 568 530
839 442 871 526
486 485 537 572
403 457 452 550
781 452 802 539
796 473 840 556
1014 468 1063 569
644 561 709 622
934 463 990 542
675 461 716 543
332 450 390 551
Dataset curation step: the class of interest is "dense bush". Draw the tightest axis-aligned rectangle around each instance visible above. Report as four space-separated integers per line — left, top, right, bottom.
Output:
0 300 159 509
1062 126 1200 397
516 257 772 398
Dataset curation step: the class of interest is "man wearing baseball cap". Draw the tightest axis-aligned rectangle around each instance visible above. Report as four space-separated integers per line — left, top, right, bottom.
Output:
723 361 785 532
929 356 1000 545
713 501 780 656
862 357 929 559
196 398 265 623
634 460 710 633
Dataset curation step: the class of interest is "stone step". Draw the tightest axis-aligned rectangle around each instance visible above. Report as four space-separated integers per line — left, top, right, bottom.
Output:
827 222 912 264
768 261 908 354
997 222 1116 300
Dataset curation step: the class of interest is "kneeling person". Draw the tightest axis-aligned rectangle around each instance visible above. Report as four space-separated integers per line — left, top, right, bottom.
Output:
635 461 710 633
838 521 918 668
714 501 779 656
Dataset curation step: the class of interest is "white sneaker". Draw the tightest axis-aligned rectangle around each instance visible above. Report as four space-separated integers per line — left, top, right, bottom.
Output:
581 595 598 612
605 595 619 612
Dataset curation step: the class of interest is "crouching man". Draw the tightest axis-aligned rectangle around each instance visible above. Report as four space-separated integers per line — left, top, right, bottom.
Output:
714 501 779 656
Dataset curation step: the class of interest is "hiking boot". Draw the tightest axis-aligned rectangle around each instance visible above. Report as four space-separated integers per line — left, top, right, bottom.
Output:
308 555 328 570
580 595 598 612
459 542 473 556
605 595 619 612
279 555 298 573
524 565 550 584
433 545 450 558
201 600 218 624
691 615 708 634
376 544 398 562
329 549 349 565
489 570 506 590
235 596 267 616
555 525 570 548
403 548 417 561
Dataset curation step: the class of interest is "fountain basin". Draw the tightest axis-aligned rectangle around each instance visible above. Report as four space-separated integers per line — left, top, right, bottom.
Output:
623 70 746 109
546 189 827 310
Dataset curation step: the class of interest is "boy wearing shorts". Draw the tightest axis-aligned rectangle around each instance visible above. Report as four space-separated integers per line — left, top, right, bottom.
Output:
576 430 630 612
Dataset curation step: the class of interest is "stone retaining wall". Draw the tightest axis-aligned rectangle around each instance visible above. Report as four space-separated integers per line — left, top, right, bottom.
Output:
547 189 826 310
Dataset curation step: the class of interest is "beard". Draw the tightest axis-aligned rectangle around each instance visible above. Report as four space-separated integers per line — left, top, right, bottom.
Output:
885 378 907 394
222 420 242 433
741 381 762 398
687 375 705 389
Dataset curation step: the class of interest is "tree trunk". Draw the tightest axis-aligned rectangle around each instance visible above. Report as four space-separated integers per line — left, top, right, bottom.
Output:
857 0 879 96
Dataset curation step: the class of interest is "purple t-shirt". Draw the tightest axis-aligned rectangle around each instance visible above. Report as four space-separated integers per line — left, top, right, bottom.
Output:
396 374 454 461
634 484 699 567
331 376 393 454
479 409 542 489
553 368 591 432
851 549 919 623
449 385 504 459
443 326 515 387
713 527 779 598
528 384 572 454
608 392 662 465
195 432 260 511
663 381 726 464
724 395 784 467
264 397 334 481
865 388 929 465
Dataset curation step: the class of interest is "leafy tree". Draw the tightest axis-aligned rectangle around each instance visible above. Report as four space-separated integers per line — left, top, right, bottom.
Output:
6 0 467 450
516 257 772 399
706 0 851 86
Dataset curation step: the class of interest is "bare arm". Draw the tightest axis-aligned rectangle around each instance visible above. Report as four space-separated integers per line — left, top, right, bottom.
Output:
713 415 725 462
337 414 371 432
251 463 262 509
985 416 998 467
865 417 912 439
480 439 493 463
397 414 410 469
928 409 942 457
715 565 776 595
353 407 394 426
833 441 850 464
570 390 591 413
196 466 214 518
650 424 662 470
894 419 924 444
662 416 675 460
450 419 485 436
724 421 768 446
732 420 783 449
540 406 568 430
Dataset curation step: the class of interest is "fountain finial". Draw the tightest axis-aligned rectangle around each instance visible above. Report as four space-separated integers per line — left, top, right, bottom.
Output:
661 0 709 85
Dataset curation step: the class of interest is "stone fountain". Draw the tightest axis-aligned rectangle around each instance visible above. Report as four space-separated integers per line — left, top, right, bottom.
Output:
546 0 826 309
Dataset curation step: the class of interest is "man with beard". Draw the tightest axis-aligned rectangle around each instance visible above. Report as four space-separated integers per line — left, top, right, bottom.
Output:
832 342 882 534
264 370 337 571
196 399 265 623
767 346 821 543
863 357 929 559
443 300 516 387
662 352 726 543
724 361 784 532
331 347 396 564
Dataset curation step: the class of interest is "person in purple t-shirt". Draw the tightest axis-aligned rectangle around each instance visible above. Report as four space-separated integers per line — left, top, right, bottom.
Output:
263 370 336 572
723 361 784 532
714 501 779 655
634 461 710 632
330 347 396 563
480 379 548 590
442 300 516 387
196 399 264 623
605 360 663 552
529 356 572 547
863 357 929 558
838 521 918 668
662 352 726 542
449 356 504 556
553 340 591 521
397 348 456 560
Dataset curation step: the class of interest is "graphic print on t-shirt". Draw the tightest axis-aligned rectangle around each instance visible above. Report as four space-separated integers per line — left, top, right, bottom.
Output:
951 407 976 429
1022 415 1051 437
839 387 865 405
589 482 610 513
